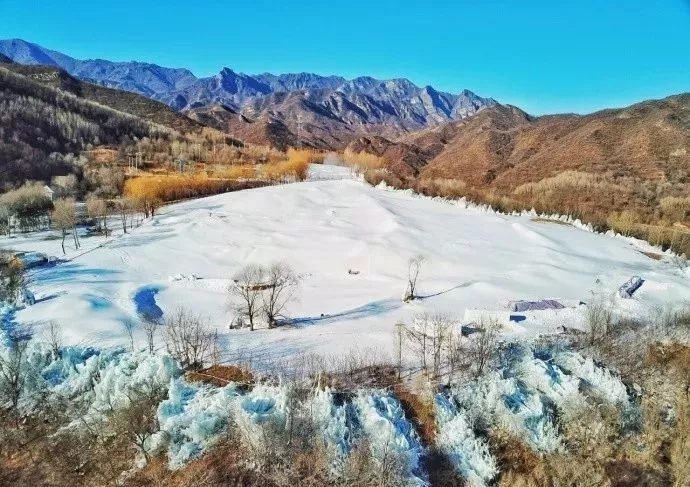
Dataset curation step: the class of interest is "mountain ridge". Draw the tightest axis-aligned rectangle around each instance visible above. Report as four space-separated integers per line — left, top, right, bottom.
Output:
0 38 497 148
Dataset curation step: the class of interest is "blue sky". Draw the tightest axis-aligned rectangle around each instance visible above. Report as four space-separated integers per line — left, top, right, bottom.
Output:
1 0 688 114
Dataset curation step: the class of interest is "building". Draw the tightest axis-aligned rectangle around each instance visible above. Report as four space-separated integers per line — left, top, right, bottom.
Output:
43 185 55 202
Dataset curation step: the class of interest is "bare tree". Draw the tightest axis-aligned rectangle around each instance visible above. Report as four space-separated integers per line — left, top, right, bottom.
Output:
404 255 425 302
586 297 614 345
229 264 266 331
164 308 213 369
52 197 77 254
429 313 454 379
405 314 431 372
262 262 299 328
467 317 501 377
0 325 33 411
116 198 130 234
110 388 164 465
45 320 63 360
405 312 454 379
123 319 135 352
86 195 109 237
141 318 159 355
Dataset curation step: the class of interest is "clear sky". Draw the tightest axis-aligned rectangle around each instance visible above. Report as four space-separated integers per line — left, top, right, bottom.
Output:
1 0 688 114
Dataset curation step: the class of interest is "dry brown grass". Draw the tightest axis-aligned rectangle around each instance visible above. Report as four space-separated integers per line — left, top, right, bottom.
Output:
262 158 310 182
216 164 257 180
186 364 254 387
286 148 325 165
392 384 437 445
342 148 386 171
659 196 690 223
415 178 467 199
124 172 268 203
513 170 618 197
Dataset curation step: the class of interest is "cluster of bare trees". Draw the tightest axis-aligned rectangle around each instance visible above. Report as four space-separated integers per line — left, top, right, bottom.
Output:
400 313 501 382
163 308 217 370
229 262 299 330
50 190 160 254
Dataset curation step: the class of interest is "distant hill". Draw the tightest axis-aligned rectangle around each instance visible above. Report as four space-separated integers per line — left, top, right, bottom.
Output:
0 53 13 64
0 39 497 149
418 96 690 192
0 66 175 188
1 64 201 133
351 95 689 235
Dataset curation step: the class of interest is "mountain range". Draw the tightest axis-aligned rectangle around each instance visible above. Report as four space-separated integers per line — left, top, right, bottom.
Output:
0 39 496 149
0 38 688 254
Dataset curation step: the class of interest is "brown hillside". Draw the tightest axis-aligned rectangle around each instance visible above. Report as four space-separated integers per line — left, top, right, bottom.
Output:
361 95 690 253
3 64 202 133
186 104 296 150
420 95 690 190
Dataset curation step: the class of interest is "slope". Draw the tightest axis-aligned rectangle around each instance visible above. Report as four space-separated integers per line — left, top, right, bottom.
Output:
2 64 201 133
4 166 688 364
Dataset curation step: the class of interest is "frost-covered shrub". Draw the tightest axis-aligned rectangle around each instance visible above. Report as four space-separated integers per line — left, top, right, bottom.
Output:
354 391 426 485
311 388 356 459
449 345 632 457
233 383 290 461
454 371 563 453
435 394 497 486
155 379 241 468
552 351 629 405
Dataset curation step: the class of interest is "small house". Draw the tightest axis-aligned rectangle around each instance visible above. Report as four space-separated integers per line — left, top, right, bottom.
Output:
43 185 55 202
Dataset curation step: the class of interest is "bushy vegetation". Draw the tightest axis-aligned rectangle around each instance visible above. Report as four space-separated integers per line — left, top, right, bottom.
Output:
342 148 386 171
0 181 53 234
357 168 690 257
0 67 171 189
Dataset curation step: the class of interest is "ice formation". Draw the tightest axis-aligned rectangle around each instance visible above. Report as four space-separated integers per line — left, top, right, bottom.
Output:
434 394 497 487
354 390 426 486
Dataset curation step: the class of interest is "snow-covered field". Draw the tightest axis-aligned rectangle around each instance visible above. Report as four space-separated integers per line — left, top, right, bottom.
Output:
2 165 689 366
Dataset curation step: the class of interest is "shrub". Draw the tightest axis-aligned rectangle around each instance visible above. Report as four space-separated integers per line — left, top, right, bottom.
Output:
221 164 257 180
262 159 309 182
286 148 324 165
659 196 690 223
0 182 53 232
416 178 467 199
342 148 385 171
363 169 404 189
607 210 641 237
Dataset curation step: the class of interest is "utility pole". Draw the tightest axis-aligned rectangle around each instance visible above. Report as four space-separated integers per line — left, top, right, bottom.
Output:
296 113 303 150
396 321 405 381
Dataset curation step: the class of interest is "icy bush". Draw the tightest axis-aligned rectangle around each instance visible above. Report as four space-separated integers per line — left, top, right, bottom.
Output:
82 351 180 419
449 345 631 455
155 379 242 469
435 394 497 487
552 351 629 405
354 390 426 486
311 388 356 458
453 371 562 452
513 355 584 414
232 383 290 461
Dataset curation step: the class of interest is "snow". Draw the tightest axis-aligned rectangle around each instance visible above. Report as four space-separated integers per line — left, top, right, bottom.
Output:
434 394 497 487
354 390 426 485
1 164 689 366
449 345 631 455
155 379 241 468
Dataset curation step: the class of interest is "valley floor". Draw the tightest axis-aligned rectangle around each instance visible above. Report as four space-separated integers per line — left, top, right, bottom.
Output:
2 165 689 368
